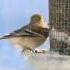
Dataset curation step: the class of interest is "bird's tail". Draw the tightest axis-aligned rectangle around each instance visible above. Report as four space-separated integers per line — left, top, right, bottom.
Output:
0 34 12 40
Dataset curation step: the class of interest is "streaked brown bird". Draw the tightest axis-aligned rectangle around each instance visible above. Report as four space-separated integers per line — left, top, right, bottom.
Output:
0 14 49 53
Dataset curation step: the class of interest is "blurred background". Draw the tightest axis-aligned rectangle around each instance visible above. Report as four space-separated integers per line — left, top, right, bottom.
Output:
0 0 50 70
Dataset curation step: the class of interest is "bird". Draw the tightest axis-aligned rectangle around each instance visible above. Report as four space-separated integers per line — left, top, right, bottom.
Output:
0 14 49 53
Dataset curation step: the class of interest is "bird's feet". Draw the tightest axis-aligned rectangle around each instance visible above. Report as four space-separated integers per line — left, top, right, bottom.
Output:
21 48 34 54
21 48 47 54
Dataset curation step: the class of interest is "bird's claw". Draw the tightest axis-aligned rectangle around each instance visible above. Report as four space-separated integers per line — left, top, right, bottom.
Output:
21 48 34 53
21 48 46 54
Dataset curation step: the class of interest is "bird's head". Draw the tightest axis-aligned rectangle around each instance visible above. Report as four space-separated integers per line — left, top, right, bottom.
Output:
30 14 41 23
30 14 48 28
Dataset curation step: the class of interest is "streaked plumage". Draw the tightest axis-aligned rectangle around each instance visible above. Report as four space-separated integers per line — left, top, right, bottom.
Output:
0 14 49 53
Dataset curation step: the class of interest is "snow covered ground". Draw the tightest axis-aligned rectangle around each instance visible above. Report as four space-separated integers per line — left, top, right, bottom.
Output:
24 50 70 70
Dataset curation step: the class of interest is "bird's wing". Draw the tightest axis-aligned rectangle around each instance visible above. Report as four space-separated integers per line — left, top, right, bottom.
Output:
23 29 44 37
10 25 44 37
0 25 43 40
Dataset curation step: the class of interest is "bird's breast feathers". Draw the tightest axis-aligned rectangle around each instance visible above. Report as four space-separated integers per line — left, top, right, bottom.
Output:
10 36 46 49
